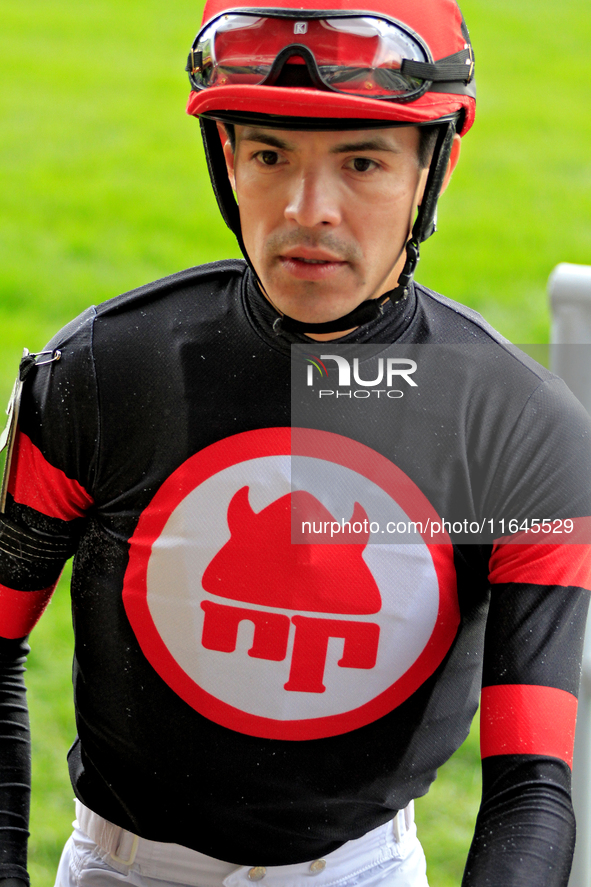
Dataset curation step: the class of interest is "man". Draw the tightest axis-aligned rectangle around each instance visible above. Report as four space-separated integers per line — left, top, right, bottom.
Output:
0 0 590 885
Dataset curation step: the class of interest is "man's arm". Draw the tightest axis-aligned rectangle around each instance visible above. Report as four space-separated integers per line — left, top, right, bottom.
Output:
0 494 82 884
0 636 30 886
0 321 98 883
463 540 591 885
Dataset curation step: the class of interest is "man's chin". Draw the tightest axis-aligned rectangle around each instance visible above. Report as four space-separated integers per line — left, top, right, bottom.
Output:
260 276 369 325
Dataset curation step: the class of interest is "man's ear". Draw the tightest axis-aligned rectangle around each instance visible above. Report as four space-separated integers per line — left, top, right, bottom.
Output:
217 122 236 190
439 133 462 196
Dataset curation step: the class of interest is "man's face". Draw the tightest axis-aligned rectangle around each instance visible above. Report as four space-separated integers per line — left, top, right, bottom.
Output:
220 124 448 333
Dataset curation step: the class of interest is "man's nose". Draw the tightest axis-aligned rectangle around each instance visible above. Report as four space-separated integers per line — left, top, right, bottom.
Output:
284 170 342 228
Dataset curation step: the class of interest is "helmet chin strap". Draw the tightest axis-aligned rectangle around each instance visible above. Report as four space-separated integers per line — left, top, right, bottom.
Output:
200 115 457 337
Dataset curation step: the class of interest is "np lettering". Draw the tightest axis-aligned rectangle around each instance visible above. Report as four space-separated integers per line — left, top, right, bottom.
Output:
201 602 380 694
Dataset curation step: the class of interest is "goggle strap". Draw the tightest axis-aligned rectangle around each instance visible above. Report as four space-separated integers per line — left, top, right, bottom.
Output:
401 48 474 84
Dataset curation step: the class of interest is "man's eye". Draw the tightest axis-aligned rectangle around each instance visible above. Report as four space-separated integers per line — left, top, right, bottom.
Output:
259 151 280 166
351 157 376 172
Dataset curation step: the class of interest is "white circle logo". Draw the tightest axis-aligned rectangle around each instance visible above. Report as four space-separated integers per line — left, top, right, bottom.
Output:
123 428 458 739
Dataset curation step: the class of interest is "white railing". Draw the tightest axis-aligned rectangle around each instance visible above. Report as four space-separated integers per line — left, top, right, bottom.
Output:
549 263 591 887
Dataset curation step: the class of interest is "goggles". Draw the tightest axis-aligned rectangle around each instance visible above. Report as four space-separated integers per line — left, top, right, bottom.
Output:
187 9 473 103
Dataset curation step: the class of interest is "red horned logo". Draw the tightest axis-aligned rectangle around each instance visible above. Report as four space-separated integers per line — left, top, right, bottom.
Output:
202 486 381 614
200 487 381 693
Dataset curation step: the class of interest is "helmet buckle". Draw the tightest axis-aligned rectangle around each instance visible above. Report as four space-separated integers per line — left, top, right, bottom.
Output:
185 48 203 75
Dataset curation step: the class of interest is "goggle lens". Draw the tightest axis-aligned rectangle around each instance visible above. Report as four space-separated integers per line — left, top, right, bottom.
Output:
190 12 429 99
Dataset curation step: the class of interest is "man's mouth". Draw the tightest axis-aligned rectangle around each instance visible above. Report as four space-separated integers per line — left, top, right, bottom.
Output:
279 248 348 279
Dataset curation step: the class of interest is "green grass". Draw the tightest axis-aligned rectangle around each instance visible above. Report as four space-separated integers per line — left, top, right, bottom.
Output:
1 0 590 884
416 722 482 885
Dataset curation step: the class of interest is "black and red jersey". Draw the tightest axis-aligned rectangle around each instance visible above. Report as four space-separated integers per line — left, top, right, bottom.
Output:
0 260 590 886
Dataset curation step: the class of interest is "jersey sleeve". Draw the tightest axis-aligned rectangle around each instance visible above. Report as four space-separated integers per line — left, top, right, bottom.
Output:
463 378 591 885
0 637 31 884
0 308 98 882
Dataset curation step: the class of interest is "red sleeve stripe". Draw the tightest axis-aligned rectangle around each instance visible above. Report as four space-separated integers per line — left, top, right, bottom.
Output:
0 580 58 639
8 430 93 521
489 540 591 590
480 684 578 768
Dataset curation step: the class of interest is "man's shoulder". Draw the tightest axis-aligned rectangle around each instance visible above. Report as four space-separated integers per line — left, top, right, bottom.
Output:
42 260 248 357
413 282 554 385
414 281 511 345
95 259 247 319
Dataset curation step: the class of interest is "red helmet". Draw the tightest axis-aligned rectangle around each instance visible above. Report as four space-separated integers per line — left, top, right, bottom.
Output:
185 0 476 334
187 0 475 134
